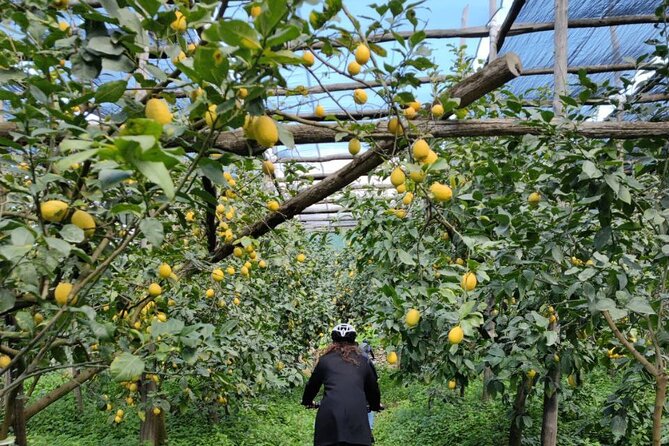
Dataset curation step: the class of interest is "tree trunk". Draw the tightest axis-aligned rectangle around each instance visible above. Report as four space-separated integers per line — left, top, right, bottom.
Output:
541 365 560 446
482 367 494 402
652 373 667 446
12 391 26 446
0 373 16 439
509 376 530 446
72 368 84 413
139 378 167 446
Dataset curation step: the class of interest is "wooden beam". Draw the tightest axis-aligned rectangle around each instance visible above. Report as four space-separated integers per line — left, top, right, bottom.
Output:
205 53 523 264
268 62 646 97
553 0 569 115
276 154 356 163
213 117 669 156
496 0 527 54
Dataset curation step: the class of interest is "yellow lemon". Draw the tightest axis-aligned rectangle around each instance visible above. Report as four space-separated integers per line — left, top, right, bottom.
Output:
296 253 306 263
237 87 248 99
33 313 44 324
226 266 235 275
58 21 70 32
409 170 425 183
422 149 438 165
262 160 275 175
233 297 240 306
233 247 244 257
315 105 326 118
347 61 361 75
54 282 75 306
302 51 315 66
205 288 215 299
253 116 279 148
205 104 218 128
0 355 11 369
390 167 405 187
353 89 367 105
158 263 172 279
212 269 224 282
528 192 541 205
41 200 68 222
70 209 95 237
240 266 250 277
145 98 173 125
394 209 407 218
250 5 262 17
170 11 187 32
408 101 421 111
448 379 456 390
430 182 453 202
404 107 417 120
431 103 444 118
258 260 267 268
412 139 430 160
527 369 537 379
568 374 577 387
185 211 195 222
405 308 420 327
395 183 406 193
355 44 370 65
172 51 186 65
148 283 161 296
267 200 280 212
348 138 361 156
387 117 403 135
187 43 197 53
402 192 414 206
448 326 464 344
461 272 477 291
386 352 397 364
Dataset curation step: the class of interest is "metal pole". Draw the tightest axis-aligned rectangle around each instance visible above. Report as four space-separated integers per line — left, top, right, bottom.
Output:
553 0 569 115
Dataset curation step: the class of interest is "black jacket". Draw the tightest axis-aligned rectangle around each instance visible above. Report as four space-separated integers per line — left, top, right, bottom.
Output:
302 350 382 446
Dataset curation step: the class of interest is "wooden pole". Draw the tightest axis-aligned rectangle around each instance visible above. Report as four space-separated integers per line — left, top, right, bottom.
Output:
553 0 569 115
496 0 527 54
460 5 470 48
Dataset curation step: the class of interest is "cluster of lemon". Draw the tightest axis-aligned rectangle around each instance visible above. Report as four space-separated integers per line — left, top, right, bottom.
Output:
384 138 451 218
39 200 98 307
385 271 478 371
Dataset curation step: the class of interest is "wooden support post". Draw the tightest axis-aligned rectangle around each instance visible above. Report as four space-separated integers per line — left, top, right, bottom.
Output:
12 393 26 446
553 0 569 115
460 5 470 48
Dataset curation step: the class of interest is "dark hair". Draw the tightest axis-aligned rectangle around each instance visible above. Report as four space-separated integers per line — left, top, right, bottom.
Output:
321 342 361 365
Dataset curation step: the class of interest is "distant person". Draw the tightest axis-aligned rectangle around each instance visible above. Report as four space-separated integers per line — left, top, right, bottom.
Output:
302 323 383 446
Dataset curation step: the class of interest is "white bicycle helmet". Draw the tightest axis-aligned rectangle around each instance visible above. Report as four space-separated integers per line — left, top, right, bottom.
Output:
331 323 357 343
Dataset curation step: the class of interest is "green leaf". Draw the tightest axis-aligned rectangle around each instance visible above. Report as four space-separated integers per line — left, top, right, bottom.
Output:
15 311 34 332
54 149 98 172
0 289 16 313
277 123 295 149
139 218 164 247
198 158 226 185
45 237 72 256
626 297 655 315
203 20 261 50
152 318 185 338
11 227 34 246
95 80 127 103
109 353 145 382
132 160 175 199
266 25 300 47
87 36 125 56
397 249 415 265
582 161 602 179
60 225 85 243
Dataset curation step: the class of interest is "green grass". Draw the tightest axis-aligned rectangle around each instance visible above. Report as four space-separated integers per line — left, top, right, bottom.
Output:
1 368 642 445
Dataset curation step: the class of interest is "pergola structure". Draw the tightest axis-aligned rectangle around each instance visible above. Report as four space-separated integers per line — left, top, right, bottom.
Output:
243 0 669 231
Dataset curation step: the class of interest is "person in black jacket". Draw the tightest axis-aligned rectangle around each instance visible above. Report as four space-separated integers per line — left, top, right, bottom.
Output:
302 323 382 446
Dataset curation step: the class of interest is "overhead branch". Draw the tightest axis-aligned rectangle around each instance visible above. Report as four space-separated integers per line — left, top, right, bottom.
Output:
23 366 103 421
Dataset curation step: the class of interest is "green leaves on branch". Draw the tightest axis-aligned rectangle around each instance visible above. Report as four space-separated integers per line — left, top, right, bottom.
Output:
110 352 145 382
